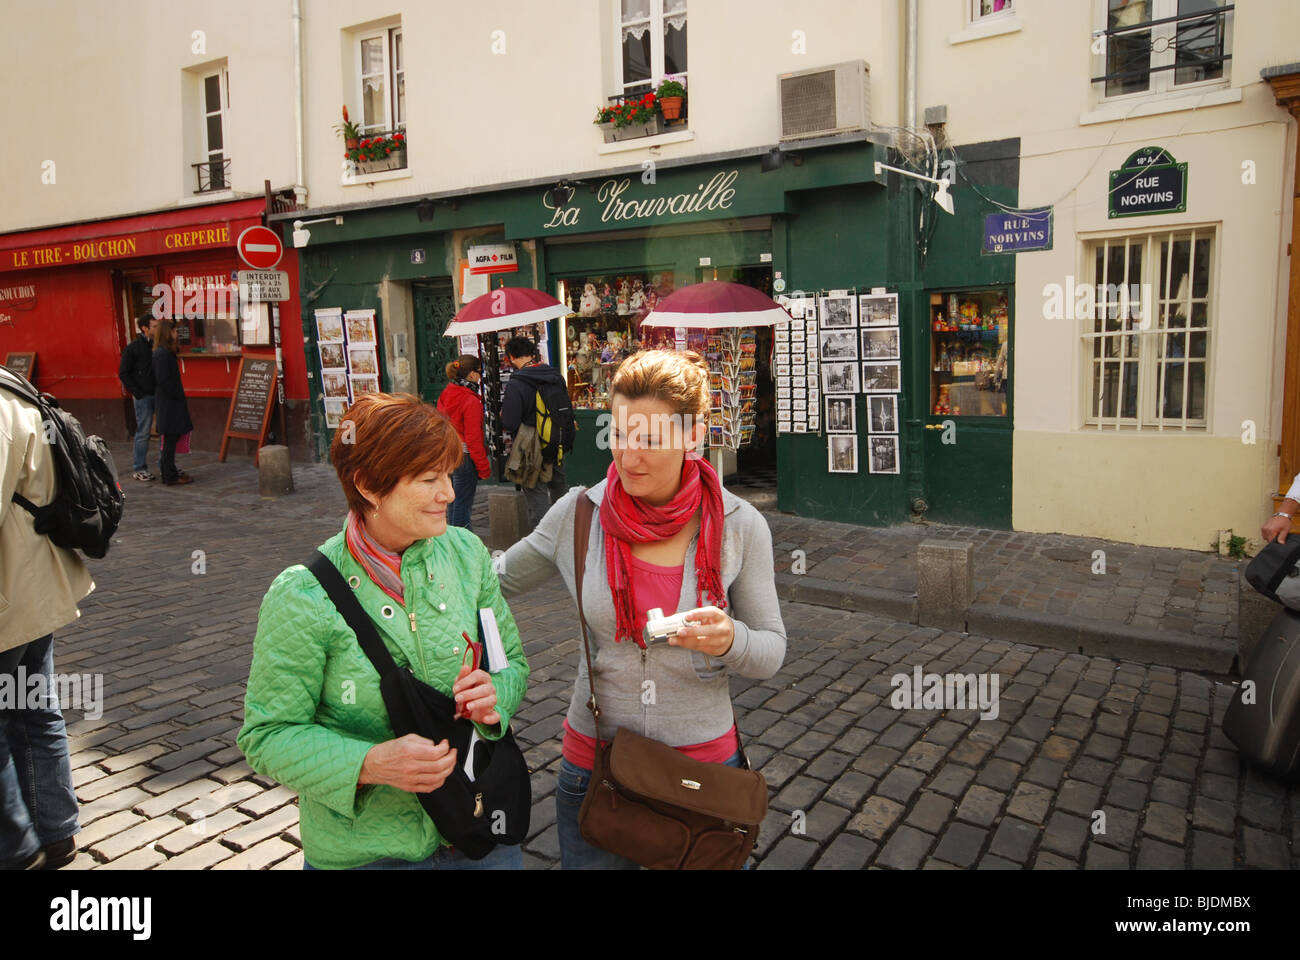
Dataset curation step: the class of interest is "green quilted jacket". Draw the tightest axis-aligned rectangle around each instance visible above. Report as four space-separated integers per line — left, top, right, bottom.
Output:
237 523 530 869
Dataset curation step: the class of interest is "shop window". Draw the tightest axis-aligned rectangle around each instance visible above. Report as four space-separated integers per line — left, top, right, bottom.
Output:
618 0 687 96
1094 0 1231 100
1083 229 1213 430
929 289 1010 418
970 0 1014 22
193 67 230 193
346 24 407 176
166 274 244 356
557 270 680 410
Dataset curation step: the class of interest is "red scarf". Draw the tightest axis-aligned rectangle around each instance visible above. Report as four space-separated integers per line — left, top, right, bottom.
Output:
601 453 726 648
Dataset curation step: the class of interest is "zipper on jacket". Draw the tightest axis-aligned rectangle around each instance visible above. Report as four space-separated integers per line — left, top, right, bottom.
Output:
408 610 430 681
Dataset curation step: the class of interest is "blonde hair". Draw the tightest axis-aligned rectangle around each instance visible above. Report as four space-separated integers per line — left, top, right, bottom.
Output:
610 349 709 419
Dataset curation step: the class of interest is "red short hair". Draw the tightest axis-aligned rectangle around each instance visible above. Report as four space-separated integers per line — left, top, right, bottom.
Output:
331 393 462 516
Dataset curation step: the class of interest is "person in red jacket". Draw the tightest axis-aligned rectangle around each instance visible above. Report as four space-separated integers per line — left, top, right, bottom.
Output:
437 355 491 531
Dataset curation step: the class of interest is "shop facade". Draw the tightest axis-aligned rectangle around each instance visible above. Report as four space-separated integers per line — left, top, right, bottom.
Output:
0 198 310 460
280 134 1021 529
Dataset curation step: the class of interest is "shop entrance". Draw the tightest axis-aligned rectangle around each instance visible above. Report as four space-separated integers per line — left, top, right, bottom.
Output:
699 264 777 487
412 280 459 405
921 285 1013 527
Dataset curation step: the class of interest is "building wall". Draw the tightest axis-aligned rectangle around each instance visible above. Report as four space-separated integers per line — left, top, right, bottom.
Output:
913 0 1298 548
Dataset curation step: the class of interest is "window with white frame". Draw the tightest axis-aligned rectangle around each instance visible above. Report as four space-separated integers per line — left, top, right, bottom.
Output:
971 0 1014 22
198 67 229 192
1097 0 1231 99
618 0 687 96
1084 229 1214 429
356 26 404 134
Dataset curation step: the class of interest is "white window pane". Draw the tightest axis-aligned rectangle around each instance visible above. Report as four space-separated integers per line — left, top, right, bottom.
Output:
363 76 386 129
621 0 649 21
665 20 687 74
361 36 385 76
204 74 221 112
393 31 403 71
206 114 223 151
665 0 687 13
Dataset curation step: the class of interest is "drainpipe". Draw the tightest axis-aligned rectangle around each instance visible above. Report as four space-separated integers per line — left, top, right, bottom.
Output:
904 0 918 133
292 0 307 207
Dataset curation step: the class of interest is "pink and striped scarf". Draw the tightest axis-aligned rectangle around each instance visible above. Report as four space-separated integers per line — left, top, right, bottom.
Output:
344 511 405 605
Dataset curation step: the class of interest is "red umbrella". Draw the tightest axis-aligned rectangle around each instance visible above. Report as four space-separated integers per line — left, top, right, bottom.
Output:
640 280 790 328
443 287 570 337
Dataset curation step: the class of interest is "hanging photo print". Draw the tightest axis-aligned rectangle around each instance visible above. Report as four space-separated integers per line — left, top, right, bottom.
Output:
861 326 901 361
868 434 901 474
828 434 858 473
819 328 858 362
862 360 901 393
825 394 856 434
860 292 900 327
868 394 899 434
821 361 860 394
819 295 856 329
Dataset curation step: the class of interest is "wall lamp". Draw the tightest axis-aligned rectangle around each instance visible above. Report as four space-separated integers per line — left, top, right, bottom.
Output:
873 161 955 215
760 147 801 173
550 178 595 210
416 197 458 222
292 215 344 247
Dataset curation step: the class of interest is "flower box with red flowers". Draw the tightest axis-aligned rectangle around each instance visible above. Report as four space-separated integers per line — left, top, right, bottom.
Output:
347 131 407 173
593 92 665 142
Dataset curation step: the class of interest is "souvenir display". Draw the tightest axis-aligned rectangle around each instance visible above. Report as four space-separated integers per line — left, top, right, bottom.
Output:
704 328 759 449
929 288 1009 417
773 294 817 435
559 271 676 410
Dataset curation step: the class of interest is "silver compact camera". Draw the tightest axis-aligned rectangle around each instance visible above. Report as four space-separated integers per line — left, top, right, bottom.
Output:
643 608 697 645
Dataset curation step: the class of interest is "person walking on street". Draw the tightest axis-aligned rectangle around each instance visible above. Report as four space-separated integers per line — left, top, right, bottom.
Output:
437 355 491 532
497 349 787 869
0 377 94 870
151 318 194 486
118 313 157 482
501 337 574 531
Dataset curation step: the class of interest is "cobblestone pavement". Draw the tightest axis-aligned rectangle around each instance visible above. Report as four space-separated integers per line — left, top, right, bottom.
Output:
44 445 1296 869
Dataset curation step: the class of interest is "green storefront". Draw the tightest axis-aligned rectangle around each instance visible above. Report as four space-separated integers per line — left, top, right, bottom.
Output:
277 134 1020 530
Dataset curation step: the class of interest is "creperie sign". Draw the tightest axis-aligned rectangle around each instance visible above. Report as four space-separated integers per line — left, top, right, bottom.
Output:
1 224 237 272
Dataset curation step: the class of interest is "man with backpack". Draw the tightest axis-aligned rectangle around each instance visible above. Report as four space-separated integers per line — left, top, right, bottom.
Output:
118 313 157 482
0 369 100 869
501 336 575 531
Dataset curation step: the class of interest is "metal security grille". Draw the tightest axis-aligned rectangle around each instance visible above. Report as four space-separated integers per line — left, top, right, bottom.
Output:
780 71 837 138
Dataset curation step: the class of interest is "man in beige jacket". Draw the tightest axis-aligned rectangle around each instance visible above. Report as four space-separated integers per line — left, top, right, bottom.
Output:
0 380 94 869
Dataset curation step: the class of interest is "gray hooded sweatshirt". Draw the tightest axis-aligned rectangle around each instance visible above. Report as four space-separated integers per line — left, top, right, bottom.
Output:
497 480 787 749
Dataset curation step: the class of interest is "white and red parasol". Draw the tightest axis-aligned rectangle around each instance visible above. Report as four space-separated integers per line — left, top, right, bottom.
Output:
443 287 571 338
640 280 791 328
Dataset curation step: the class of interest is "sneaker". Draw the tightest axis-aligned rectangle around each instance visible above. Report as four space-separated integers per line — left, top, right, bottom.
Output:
40 837 76 870
132 470 155 482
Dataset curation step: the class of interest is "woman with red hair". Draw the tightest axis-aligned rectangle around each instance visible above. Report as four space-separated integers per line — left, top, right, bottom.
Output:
239 393 530 870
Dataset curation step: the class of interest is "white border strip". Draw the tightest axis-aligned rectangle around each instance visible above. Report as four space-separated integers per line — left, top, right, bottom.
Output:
641 308 789 328
443 302 569 337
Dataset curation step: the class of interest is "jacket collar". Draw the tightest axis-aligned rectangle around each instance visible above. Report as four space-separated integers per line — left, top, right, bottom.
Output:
584 475 745 517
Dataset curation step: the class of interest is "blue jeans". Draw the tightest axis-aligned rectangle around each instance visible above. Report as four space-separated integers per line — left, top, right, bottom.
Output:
449 456 479 531
0 635 80 866
304 842 522 870
132 395 155 471
555 749 744 870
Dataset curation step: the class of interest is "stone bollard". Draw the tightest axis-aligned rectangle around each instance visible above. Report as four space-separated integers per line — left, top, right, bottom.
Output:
258 444 294 497
917 540 974 632
487 490 530 551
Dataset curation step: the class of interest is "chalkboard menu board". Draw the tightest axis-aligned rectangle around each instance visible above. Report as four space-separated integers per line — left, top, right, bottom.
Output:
220 354 277 462
4 352 35 382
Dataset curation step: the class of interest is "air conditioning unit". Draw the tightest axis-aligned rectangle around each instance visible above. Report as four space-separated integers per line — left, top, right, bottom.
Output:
778 60 871 141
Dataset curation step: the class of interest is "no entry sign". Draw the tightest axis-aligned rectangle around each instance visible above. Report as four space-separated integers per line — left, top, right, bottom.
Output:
236 226 284 269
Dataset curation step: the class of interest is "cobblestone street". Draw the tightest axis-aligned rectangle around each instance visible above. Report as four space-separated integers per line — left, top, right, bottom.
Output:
47 446 1299 869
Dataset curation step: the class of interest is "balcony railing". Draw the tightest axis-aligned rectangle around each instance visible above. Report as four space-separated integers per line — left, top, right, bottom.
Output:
1091 4 1232 87
192 157 231 193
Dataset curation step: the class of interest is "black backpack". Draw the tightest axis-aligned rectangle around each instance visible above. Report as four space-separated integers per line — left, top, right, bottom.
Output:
532 377 575 466
0 366 124 559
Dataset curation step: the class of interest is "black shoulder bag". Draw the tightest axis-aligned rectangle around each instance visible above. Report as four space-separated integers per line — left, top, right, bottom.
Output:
306 551 531 860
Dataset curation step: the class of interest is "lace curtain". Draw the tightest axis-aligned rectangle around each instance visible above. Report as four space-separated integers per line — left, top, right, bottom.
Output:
621 1 686 42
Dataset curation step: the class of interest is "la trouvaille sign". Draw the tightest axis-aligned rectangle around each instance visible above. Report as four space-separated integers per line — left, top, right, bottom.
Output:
540 170 740 230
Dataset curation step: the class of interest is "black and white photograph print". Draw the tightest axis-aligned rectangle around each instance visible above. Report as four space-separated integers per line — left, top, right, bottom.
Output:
825 394 856 433
868 394 898 433
819 295 856 329
861 326 901 360
821 361 860 394
861 360 901 393
859 293 899 327
868 435 900 474
828 434 858 473
819 328 858 362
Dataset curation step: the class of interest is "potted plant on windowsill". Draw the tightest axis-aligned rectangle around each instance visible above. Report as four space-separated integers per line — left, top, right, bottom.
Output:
594 105 618 143
611 92 663 140
656 79 686 123
334 106 362 152
349 132 407 174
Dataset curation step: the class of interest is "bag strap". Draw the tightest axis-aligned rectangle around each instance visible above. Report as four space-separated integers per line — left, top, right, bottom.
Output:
306 550 401 680
573 489 602 745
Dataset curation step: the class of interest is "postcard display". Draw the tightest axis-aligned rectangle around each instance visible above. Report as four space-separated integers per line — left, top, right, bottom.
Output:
776 290 902 475
483 321 551 473
314 308 379 430
705 329 759 450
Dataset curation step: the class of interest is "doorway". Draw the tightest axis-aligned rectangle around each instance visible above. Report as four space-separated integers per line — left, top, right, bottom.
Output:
411 280 460 405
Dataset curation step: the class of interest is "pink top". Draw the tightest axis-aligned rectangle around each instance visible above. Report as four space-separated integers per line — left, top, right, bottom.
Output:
562 553 739 770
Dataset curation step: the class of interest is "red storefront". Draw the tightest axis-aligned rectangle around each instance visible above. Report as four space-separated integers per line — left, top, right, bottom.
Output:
0 198 309 459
